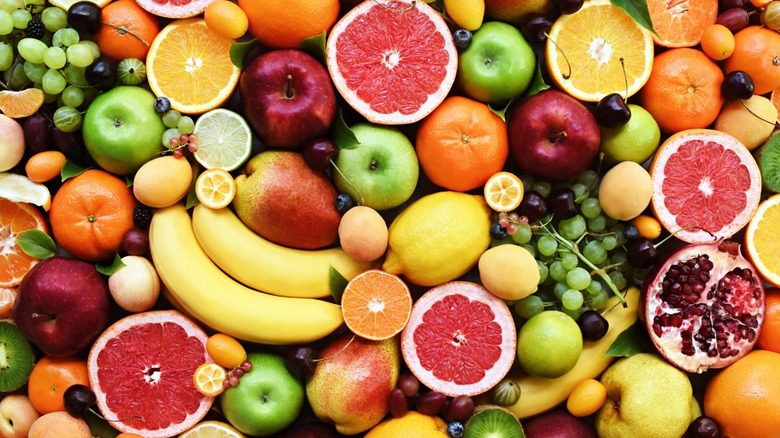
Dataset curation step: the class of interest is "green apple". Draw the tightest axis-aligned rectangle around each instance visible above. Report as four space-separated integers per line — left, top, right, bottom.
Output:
82 86 165 176
332 123 418 211
456 21 536 104
599 104 661 164
220 352 304 436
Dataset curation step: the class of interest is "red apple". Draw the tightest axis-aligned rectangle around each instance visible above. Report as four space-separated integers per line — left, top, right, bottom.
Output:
0 395 40 438
12 257 111 357
523 409 596 438
508 89 600 182
239 49 336 149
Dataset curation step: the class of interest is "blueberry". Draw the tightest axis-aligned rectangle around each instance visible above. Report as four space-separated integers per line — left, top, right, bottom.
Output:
623 224 640 241
453 29 472 49
154 97 171 114
335 193 354 214
490 221 508 239
447 421 465 438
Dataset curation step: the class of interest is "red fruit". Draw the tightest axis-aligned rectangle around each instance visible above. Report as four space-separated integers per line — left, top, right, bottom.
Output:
642 240 765 374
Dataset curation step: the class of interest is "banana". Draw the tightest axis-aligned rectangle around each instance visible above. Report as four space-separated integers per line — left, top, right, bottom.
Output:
499 286 641 420
149 204 345 345
191 204 375 299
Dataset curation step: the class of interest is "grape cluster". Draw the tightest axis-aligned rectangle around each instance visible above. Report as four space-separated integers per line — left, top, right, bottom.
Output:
387 373 474 430
222 360 253 388
155 97 198 158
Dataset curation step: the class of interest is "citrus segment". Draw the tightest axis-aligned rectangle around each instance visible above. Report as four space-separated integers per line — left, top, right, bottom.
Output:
0 88 44 118
135 0 216 19
0 287 16 318
326 0 458 125
646 0 718 47
649 129 761 244
192 108 252 171
772 87 780 122
195 169 235 210
341 270 413 341
401 281 516 397
745 194 780 287
0 198 47 287
483 172 524 212
192 362 227 397
544 0 654 102
0 172 51 211
146 19 240 115
179 420 246 438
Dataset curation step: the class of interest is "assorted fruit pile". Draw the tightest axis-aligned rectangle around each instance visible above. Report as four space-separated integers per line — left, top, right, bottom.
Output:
0 0 780 436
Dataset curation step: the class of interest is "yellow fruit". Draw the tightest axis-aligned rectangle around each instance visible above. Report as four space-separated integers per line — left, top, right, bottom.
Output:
382 191 492 286
365 411 448 438
478 244 539 300
132 156 193 208
714 95 779 151
444 0 485 31
598 161 653 221
206 333 247 370
567 378 607 417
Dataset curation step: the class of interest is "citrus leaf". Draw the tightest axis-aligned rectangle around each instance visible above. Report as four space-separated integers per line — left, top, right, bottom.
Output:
17 229 56 260
605 320 650 357
61 161 88 182
525 60 551 98
185 166 201 210
333 108 360 150
96 253 125 276
610 0 657 36
329 265 349 304
229 39 260 69
488 99 512 122
299 31 327 64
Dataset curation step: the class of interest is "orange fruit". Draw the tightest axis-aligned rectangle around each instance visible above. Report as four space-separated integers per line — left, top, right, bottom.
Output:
544 0 654 102
646 0 717 47
757 288 780 353
638 48 724 134
0 287 16 318
146 18 240 115
0 88 44 118
724 26 780 96
744 194 780 287
630 214 662 240
0 198 48 287
237 0 339 49
192 362 227 397
704 350 780 438
93 0 160 61
483 171 524 213
341 269 413 341
700 24 735 60
416 96 508 192
206 333 247 370
49 169 137 262
567 378 607 417
204 0 248 40
27 355 90 415
116 434 145 438
25 151 67 183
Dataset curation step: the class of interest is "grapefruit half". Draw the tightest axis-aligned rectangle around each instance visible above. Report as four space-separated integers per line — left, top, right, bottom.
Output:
325 0 458 125
401 281 516 397
87 310 214 437
135 0 216 19
649 129 762 244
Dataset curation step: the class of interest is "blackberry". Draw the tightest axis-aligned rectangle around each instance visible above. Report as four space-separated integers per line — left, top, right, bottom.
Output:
25 18 45 39
133 204 153 229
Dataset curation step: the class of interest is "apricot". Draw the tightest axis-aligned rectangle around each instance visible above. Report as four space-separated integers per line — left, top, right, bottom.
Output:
598 161 653 221
132 155 193 208
714 95 778 151
338 206 388 263
28 412 90 438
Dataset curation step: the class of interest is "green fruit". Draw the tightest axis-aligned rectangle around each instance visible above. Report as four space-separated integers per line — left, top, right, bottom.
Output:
599 104 661 164
491 379 521 407
517 310 583 378
464 405 524 438
0 321 35 392
117 58 146 85
759 131 780 193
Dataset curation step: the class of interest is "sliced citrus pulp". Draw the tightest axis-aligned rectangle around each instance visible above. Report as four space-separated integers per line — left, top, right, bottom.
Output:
544 0 654 102
0 287 16 318
0 88 44 119
195 168 235 209
135 0 216 19
192 108 252 171
483 171 524 212
341 269 413 341
192 362 227 397
87 310 214 438
326 0 458 125
146 19 240 115
0 198 47 287
745 194 780 287
0 172 51 211
649 129 761 244
179 420 246 438
646 0 718 47
401 281 516 396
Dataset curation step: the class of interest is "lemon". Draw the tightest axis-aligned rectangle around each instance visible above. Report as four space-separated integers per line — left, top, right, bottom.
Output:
365 411 448 438
478 244 539 301
382 191 491 287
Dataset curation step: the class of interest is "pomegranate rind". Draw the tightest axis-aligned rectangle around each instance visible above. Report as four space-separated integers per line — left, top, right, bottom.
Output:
401 281 516 397
643 241 765 374
325 0 458 125
134 0 216 19
649 129 761 244
87 310 214 437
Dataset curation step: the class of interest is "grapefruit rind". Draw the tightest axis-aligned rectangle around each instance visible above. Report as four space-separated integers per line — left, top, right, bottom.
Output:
745 194 780 288
401 281 516 397
649 129 761 244
87 310 214 438
325 0 458 125
134 0 217 19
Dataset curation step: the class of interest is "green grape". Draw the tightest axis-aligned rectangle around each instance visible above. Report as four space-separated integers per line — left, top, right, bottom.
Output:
511 224 532 244
162 109 182 128
588 289 609 310
53 106 82 133
62 64 88 86
0 10 13 35
23 60 45 83
561 305 585 321
608 270 627 291
609 250 628 270
60 85 83 107
571 182 588 202
514 295 544 320
66 43 93 68
610 223 628 246
577 169 598 188
10 8 30 29
177 116 194 135
537 234 558 257
582 240 608 265
43 46 66 70
561 252 578 271
580 198 601 219
162 127 181 148
559 215 586 240
521 244 535 258
549 260 568 283
32 82 58 103
40 6 67 32
587 215 606 233
601 234 618 251
562 289 584 310
0 0 23 13
0 42 12 71
41 67 66 94
4 62 30 89
537 260 548 284
78 40 100 60
519 173 535 192
17 38 47 64
53 27 78 47
23 0 44 15
566 267 591 290
531 181 551 198
586 280 603 296
553 282 568 300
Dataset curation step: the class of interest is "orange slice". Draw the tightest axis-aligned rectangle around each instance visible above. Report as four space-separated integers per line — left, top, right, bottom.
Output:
192 362 227 397
745 194 780 287
647 0 718 48
341 269 413 341
195 168 235 209
545 0 654 102
0 88 44 119
483 171 524 213
146 18 240 115
0 198 48 287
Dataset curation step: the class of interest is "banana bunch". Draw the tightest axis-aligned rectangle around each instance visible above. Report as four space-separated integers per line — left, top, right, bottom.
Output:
149 204 344 345
191 204 374 299
499 286 641 419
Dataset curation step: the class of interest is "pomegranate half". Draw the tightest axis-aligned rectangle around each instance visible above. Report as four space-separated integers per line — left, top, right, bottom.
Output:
643 240 765 374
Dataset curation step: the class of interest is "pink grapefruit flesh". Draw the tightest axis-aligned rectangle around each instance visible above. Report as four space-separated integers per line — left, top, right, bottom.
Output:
136 0 215 19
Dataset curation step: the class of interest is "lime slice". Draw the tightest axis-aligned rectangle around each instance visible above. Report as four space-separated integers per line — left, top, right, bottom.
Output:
0 172 51 211
192 109 252 172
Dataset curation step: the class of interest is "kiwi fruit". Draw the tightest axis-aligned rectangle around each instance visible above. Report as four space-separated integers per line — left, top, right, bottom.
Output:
0 321 35 392
464 405 525 438
759 131 780 193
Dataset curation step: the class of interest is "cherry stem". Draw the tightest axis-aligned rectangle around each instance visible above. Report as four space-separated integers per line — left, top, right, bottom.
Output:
739 99 780 128
89 407 145 424
312 334 356 363
329 160 365 205
544 32 572 80
657 226 716 248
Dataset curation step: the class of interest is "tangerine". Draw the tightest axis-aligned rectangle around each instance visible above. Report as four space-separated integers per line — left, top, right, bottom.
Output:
25 150 67 183
757 288 780 354
93 0 160 61
204 0 248 40
49 169 137 262
27 355 90 415
700 24 735 60
0 199 48 287
723 26 780 96
237 0 339 49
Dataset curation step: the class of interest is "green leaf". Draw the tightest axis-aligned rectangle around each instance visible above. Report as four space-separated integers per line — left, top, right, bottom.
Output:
488 99 512 122
61 161 88 182
610 0 657 36
605 320 650 357
229 39 260 69
96 253 126 276
17 230 56 260
329 265 349 304
333 108 360 150
299 31 327 64
185 166 202 210
525 60 551 98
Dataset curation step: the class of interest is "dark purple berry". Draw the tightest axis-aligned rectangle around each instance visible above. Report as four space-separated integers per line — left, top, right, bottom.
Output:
627 238 659 269
68 1 102 34
284 346 318 378
447 421 465 438
133 204 153 229
520 13 552 43
686 415 721 438
302 138 337 172
453 29 472 49
593 93 631 128
335 193 354 214
623 224 640 241
23 112 52 155
490 221 508 239
397 373 420 398
85 56 118 91
388 388 409 418
122 226 149 256
517 190 548 221
444 395 474 423
548 188 578 219
577 310 609 341
63 384 96 417
554 0 585 14
415 391 448 416
25 18 45 39
154 97 172 114
722 70 754 101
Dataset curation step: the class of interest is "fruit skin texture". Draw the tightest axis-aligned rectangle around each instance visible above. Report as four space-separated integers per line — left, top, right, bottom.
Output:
714 94 778 151
107 255 160 313
598 161 653 221
238 0 339 49
478 243 539 300
233 150 341 250
522 409 596 438
12 257 110 357
338 205 388 263
444 0 484 31
595 353 700 438
364 411 448 437
132 155 193 208
305 335 400 436
517 310 583 378
0 114 25 172
28 411 90 438
703 350 780 438
0 394 40 438
598 104 661 164
723 26 780 96
484 0 552 25
757 288 780 353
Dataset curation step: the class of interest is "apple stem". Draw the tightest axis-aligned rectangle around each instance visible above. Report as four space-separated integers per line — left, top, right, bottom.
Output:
312 334 356 363
544 32 572 80
548 130 567 144
101 22 150 47
283 74 294 99
329 160 365 205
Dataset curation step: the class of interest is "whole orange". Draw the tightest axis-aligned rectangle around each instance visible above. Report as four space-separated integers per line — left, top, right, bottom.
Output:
757 288 780 354
724 26 780 96
415 96 509 192
237 0 339 49
703 349 780 438
49 169 137 262
94 0 160 61
27 355 90 415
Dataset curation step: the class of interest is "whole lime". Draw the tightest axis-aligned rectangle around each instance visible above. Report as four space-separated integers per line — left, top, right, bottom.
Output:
517 310 583 378
599 104 661 164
